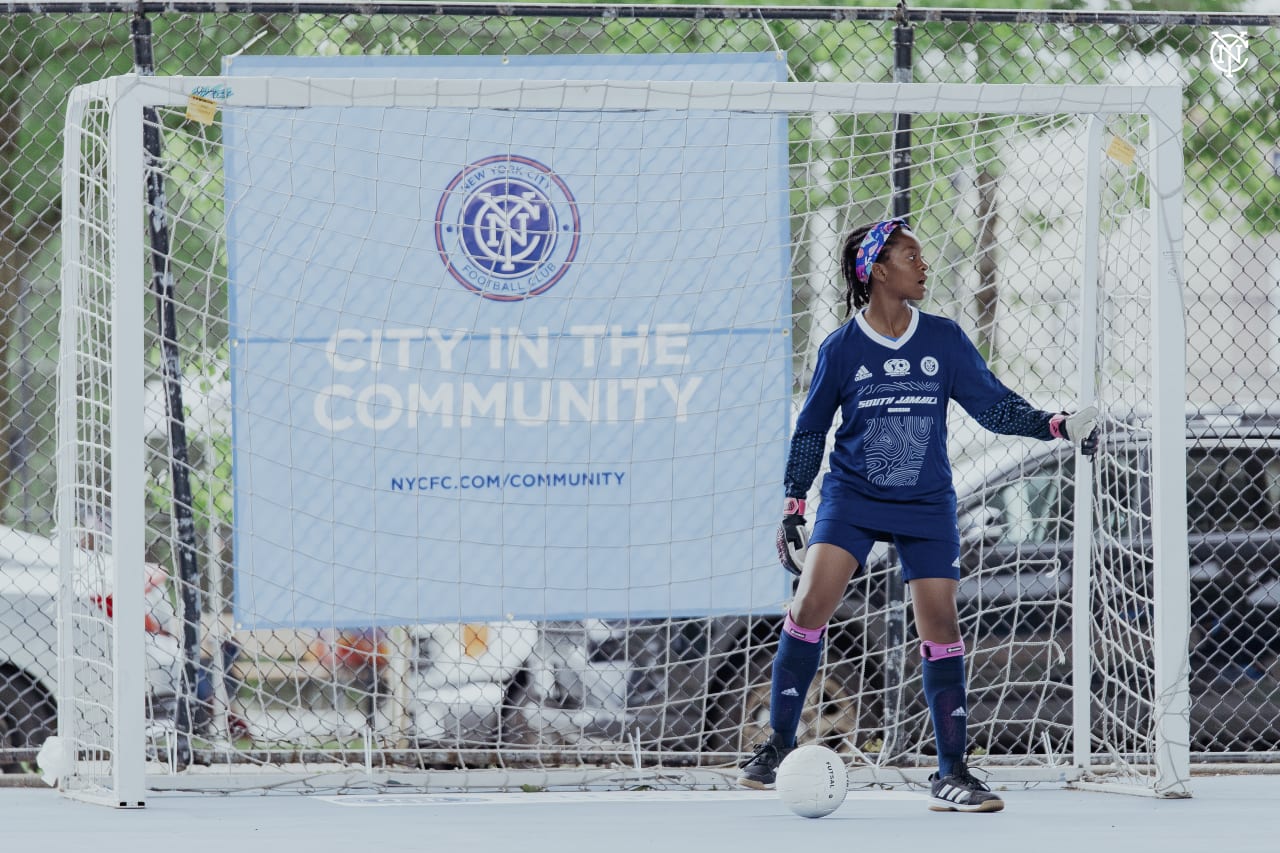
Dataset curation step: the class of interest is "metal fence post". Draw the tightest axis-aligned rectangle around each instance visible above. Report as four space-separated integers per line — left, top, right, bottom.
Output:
881 0 914 767
130 8 201 769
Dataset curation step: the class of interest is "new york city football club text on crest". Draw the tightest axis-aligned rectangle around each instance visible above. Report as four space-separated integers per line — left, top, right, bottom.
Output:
435 155 581 301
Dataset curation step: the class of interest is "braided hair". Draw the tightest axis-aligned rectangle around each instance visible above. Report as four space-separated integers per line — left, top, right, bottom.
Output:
839 222 908 317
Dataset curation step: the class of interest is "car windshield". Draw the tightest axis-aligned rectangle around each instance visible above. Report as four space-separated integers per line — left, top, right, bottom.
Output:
968 443 1280 546
986 463 1074 545
1187 448 1280 532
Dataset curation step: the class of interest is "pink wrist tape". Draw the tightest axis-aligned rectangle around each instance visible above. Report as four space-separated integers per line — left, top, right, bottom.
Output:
921 639 966 660
783 610 826 643
1049 414 1067 440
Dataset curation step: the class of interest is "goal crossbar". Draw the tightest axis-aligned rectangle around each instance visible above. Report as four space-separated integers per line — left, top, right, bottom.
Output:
85 74 1183 118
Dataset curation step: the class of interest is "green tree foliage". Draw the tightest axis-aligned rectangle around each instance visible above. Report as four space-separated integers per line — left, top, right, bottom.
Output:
0 15 134 521
5 6 1274 533
1176 31 1277 233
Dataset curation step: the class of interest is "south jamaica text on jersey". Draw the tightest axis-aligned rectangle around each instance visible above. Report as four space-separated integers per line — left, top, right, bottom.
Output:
797 308 1009 534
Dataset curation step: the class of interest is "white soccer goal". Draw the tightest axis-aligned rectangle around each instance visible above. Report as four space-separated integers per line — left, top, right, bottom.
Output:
56 74 1187 806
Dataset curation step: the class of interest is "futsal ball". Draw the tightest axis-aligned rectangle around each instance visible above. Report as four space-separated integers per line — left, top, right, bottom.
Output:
775 744 848 819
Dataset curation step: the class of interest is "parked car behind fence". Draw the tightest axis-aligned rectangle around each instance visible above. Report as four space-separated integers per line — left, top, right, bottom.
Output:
0 524 183 771
350 404 1279 760
18 406 1277 768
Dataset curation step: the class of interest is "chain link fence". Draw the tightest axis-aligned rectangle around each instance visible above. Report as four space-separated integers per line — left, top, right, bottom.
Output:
2 4 1278 779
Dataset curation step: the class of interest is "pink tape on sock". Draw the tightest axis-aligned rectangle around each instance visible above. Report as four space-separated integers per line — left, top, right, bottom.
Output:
783 610 826 643
1049 414 1067 440
921 639 966 660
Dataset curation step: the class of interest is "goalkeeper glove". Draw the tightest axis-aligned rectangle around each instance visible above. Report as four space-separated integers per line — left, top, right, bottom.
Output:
776 498 808 577
1052 405 1100 458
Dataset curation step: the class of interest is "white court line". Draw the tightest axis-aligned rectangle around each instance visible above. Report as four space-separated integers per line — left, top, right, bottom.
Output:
318 789 925 807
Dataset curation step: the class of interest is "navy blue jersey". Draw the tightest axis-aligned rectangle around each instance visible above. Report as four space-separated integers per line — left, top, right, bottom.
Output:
794 308 1011 537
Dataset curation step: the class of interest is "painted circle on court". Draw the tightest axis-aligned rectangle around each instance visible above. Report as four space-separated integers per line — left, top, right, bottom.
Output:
435 155 580 301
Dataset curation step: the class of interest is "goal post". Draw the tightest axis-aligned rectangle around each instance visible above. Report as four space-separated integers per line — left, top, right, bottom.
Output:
57 80 150 807
57 74 1188 804
1147 84 1192 799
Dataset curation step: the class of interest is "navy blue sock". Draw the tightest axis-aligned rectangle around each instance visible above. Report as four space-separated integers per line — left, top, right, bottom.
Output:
921 643 968 777
768 614 825 748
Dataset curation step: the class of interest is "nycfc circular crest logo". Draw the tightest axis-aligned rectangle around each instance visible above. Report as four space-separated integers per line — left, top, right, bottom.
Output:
921 356 939 376
435 155 580 301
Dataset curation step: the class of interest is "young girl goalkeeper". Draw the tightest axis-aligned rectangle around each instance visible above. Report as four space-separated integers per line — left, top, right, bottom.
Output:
737 218 1098 813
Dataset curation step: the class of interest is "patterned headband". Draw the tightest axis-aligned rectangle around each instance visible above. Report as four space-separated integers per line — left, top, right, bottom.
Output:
854 218 909 285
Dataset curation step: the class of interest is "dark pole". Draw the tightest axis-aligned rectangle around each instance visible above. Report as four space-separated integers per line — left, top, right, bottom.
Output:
882 0 913 766
131 8 201 768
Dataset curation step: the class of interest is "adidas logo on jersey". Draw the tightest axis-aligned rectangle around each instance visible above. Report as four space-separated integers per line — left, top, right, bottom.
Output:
854 365 872 381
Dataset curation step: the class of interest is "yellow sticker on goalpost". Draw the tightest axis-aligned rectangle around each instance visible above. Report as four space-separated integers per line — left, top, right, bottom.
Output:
185 94 217 125
1106 135 1137 166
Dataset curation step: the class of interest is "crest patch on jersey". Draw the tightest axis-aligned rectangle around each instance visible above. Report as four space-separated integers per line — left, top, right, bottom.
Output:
884 358 910 377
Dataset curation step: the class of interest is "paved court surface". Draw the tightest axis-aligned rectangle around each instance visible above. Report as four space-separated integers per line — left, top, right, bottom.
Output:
3 775 1278 853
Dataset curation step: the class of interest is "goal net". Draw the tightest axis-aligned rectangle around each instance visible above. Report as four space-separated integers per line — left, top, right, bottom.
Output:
56 74 1188 805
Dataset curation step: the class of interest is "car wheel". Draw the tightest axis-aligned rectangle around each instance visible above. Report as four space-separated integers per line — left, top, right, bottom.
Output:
0 675 56 773
738 646 867 754
708 639 870 757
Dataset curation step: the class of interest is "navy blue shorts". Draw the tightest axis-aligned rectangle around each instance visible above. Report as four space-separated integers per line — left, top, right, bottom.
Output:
809 518 960 582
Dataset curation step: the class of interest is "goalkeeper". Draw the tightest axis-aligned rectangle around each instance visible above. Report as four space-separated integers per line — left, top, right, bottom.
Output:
738 218 1099 813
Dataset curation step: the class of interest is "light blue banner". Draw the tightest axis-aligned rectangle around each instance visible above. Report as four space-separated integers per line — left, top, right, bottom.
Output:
225 54 792 627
